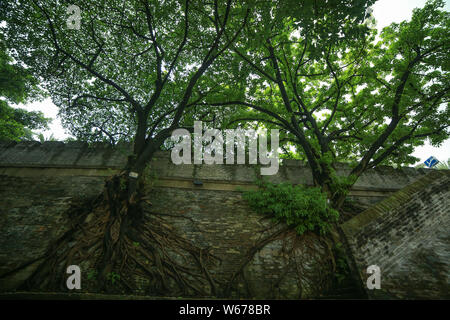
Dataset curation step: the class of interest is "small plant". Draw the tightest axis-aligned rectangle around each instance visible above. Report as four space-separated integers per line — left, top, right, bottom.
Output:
243 180 339 236
133 241 140 247
87 269 98 281
119 178 127 191
106 271 121 285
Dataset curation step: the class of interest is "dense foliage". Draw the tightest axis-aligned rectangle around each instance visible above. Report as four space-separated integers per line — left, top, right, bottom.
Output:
243 181 339 236
210 0 449 207
1 0 251 156
0 39 49 140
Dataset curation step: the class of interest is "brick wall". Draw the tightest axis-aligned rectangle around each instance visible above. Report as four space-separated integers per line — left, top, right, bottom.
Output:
0 141 444 298
341 170 450 299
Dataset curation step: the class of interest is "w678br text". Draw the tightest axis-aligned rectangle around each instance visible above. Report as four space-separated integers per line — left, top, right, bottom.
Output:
178 304 270 317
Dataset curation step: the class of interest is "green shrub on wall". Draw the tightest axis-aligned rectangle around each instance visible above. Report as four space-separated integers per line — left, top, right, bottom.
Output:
243 181 339 236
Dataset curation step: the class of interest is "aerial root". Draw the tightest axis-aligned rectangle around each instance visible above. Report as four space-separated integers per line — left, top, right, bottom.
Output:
12 173 220 296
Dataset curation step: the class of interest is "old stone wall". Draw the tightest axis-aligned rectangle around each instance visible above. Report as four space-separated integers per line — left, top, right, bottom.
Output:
0 141 443 298
341 170 450 299
0 140 431 203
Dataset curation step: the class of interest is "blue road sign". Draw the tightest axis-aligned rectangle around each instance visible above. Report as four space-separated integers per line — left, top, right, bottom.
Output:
424 156 439 168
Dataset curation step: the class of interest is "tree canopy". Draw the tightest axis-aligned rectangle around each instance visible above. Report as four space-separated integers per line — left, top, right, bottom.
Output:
204 0 449 205
0 37 50 140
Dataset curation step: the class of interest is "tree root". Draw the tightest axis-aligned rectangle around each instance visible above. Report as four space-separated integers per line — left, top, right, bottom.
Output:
11 173 220 297
2 172 336 298
224 227 335 299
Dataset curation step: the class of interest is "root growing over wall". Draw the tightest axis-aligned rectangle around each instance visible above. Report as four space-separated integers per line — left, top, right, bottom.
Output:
2 173 338 298
15 173 220 296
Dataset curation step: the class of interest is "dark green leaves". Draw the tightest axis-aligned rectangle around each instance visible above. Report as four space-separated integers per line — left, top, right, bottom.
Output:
243 181 339 236
0 37 49 141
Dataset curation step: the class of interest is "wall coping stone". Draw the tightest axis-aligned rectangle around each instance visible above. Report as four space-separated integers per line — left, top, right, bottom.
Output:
0 141 439 193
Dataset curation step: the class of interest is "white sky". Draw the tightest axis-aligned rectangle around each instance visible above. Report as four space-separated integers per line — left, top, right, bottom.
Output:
14 0 450 165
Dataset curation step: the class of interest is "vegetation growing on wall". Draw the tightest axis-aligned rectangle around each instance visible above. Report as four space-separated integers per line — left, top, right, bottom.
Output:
242 180 361 297
243 181 339 236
